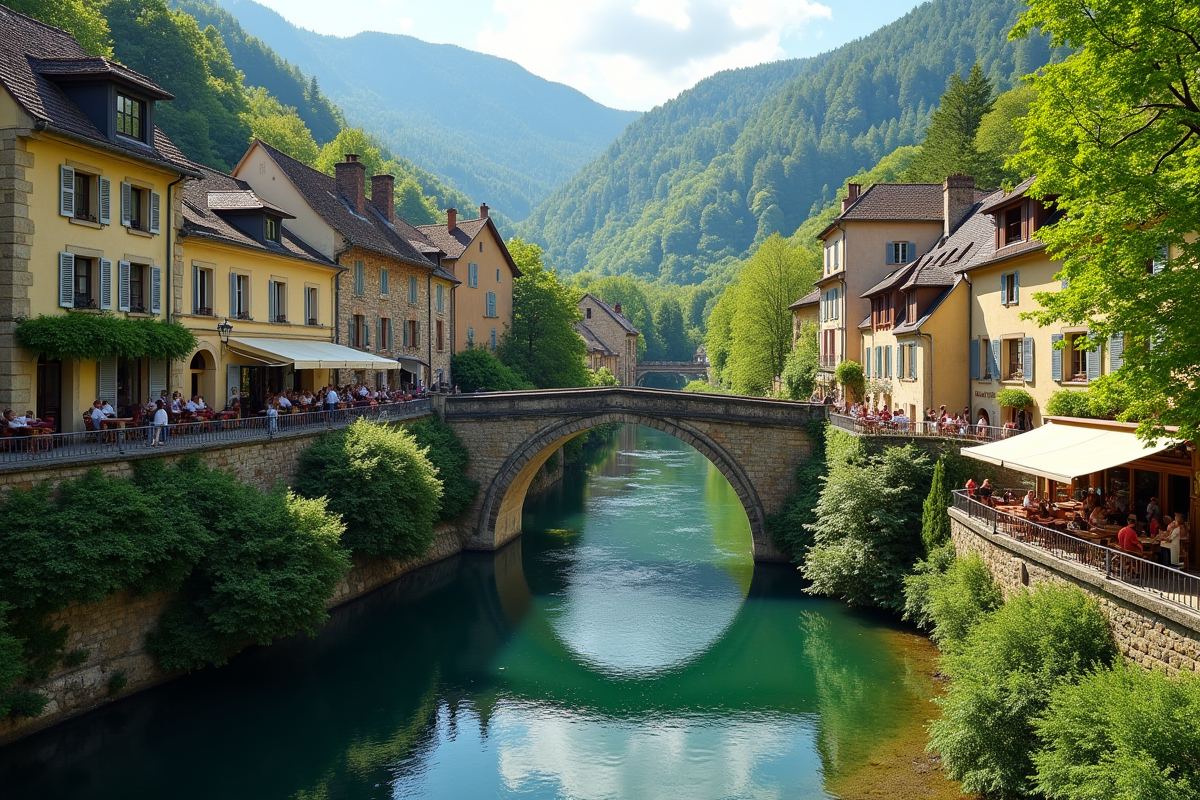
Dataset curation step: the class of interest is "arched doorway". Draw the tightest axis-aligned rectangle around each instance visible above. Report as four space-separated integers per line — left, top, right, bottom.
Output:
188 348 217 405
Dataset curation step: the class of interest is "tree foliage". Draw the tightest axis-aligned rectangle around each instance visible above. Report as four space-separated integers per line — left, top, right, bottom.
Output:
449 346 530 392
14 314 197 362
921 457 953 552
904 63 996 183
241 86 319 165
1012 0 1200 443
781 321 820 400
406 416 479 523
295 420 441 561
7 0 112 56
976 85 1038 185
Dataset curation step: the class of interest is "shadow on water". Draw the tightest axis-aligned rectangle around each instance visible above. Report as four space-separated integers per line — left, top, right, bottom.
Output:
0 424 961 800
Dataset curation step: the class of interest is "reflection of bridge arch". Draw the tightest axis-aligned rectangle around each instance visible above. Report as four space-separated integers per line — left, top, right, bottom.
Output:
440 388 826 563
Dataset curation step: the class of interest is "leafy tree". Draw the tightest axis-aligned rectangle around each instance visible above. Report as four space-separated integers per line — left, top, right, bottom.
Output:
801 444 933 610
921 457 953 551
901 542 957 631
589 366 618 387
295 420 442 560
1012 0 1200 443
8 0 112 56
394 176 438 225
315 128 387 179
781 321 819 400
406 415 478 523
975 85 1037 186
834 360 865 404
497 246 588 389
1033 663 1200 800
905 63 997 183
704 284 737 388
651 297 690 361
924 554 1003 652
241 87 319 165
449 346 529 393
930 584 1117 798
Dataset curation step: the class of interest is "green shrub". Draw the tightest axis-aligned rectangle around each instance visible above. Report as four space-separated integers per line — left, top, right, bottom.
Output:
782 322 819 400
13 313 197 362
105 670 127 697
1045 389 1093 418
683 380 730 394
930 584 1117 798
925 554 1002 651
62 648 89 667
901 542 956 631
996 387 1035 409
802 443 932 610
767 420 828 560
406 416 479 522
1033 663 1200 800
921 457 953 552
296 420 442 559
834 360 865 402
450 346 531 392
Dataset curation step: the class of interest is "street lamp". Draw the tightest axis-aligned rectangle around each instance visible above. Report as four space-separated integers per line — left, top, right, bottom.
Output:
217 318 233 346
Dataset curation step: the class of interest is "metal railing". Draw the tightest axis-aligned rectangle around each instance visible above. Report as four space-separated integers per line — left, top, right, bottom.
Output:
0 399 432 467
952 489 1199 612
831 413 1020 443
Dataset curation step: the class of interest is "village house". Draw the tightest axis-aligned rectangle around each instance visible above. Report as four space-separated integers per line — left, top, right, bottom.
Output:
0 6 202 431
233 141 439 390
789 289 818 345
576 294 639 386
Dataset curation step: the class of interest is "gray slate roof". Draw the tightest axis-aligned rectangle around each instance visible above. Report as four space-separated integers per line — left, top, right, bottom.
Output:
581 294 639 335
575 322 616 356
789 288 820 309
0 6 196 176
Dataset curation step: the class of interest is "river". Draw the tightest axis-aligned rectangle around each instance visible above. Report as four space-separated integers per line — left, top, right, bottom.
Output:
0 425 962 799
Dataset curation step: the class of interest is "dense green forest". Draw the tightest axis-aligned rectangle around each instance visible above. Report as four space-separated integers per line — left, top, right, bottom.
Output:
519 0 1064 285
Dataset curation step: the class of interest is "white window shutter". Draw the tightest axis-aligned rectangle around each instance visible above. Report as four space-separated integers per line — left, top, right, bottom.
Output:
268 280 276 320
1013 271 1020 305
59 165 75 217
98 356 118 407
149 191 161 234
98 177 111 225
230 272 238 316
118 261 131 312
149 359 166 398
1109 332 1125 371
99 258 113 310
58 252 75 308
120 182 132 227
150 265 162 314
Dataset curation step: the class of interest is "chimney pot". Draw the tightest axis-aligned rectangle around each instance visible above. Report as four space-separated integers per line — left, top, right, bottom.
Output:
370 174 395 223
614 303 623 315
480 203 489 219
943 174 976 238
335 154 367 216
842 184 861 213
447 207 457 233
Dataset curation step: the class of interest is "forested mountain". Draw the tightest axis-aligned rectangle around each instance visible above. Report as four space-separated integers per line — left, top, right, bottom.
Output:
520 0 1064 285
210 0 640 222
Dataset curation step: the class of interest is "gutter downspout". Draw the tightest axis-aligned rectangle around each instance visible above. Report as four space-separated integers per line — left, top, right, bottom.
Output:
920 329 934 417
165 173 188 394
427 272 433 389
963 273 972 418
332 238 354 386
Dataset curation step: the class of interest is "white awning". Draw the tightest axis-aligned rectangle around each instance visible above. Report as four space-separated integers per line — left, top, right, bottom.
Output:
228 338 401 371
395 356 428 372
961 422 1180 483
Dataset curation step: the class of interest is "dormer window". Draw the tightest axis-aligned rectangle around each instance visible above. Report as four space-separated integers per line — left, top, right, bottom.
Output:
264 216 280 243
116 94 145 141
1003 207 1023 245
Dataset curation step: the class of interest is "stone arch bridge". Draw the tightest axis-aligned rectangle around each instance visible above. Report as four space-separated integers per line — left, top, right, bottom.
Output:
437 388 827 562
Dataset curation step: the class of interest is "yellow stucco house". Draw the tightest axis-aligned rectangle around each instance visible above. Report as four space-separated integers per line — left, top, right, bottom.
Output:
0 7 201 431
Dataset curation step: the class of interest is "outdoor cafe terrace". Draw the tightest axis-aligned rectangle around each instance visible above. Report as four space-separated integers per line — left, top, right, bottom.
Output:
830 411 1019 442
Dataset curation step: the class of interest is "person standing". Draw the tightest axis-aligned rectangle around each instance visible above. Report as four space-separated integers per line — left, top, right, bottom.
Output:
325 385 340 413
150 400 169 446
1146 496 1161 525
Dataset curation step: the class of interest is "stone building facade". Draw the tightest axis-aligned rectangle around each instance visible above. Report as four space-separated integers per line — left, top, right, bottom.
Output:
577 294 639 385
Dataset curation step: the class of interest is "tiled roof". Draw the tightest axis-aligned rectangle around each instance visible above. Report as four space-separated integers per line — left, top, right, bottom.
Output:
414 216 521 276
253 140 435 269
789 288 820 309
181 165 336 268
575 322 615 355
979 176 1036 214
205 190 293 217
0 6 197 176
581 293 639 335
825 183 944 233
861 264 915 298
964 237 1046 271
432 264 461 285
391 216 441 255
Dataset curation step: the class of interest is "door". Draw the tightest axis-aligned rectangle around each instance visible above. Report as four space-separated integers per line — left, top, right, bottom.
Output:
36 357 62 431
1134 469 1161 522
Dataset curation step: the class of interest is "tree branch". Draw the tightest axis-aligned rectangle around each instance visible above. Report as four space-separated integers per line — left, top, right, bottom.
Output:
1152 130 1194 174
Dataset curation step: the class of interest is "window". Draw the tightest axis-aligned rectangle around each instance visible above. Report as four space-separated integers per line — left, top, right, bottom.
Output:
128 186 143 230
884 345 892 378
585 306 592 320
380 317 393 350
496 268 501 283
353 260 365 296
116 94 144 140
1067 332 1087 382
908 344 918 380
468 262 479 287
129 263 146 313
119 183 159 234
193 266 213 315
981 338 992 378
906 292 917 322
72 257 94 308
1149 244 1169 274
231 273 250 319
59 166 111 225
436 283 444 313
887 241 912 265
479 241 483 253
1004 206 1023 245
1000 272 1019 306
268 280 287 322
73 173 93 222
437 319 445 351
1006 338 1023 380
305 286 319 325
352 314 366 348
264 216 280 243
491 328 497 350
380 268 389 296
409 275 418 304
467 327 474 345
485 291 497 318
407 320 419 347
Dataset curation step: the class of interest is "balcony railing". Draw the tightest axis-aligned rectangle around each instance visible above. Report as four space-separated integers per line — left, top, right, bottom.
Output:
0 399 431 468
830 413 1020 443
952 489 1198 613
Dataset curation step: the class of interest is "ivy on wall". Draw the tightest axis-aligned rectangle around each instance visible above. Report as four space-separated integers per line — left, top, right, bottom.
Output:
14 314 197 362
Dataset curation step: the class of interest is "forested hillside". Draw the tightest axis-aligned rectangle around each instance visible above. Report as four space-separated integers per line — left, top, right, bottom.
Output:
210 0 640 222
521 0 1063 285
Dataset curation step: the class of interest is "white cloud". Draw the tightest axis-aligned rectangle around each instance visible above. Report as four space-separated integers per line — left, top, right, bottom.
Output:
476 0 831 110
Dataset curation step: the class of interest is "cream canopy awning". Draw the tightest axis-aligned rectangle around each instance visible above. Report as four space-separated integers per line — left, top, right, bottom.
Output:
961 422 1180 484
228 338 401 371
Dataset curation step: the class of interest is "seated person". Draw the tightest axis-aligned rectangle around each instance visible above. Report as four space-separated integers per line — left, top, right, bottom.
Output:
1022 490 1036 508
1157 513 1186 567
4 409 27 429
1088 503 1107 528
23 410 52 429
1066 512 1089 532
278 393 292 410
100 399 116 417
1117 515 1143 554
88 400 108 429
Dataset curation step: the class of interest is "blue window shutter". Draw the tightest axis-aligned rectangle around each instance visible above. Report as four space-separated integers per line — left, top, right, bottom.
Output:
885 243 894 265
1109 332 1124 371
1022 337 1034 381
348 319 355 347
865 347 872 377
875 346 882 376
1000 273 1008 306
990 339 1001 381
1051 333 1064 382
969 338 980 380
1014 271 1020 305
887 345 893 378
907 242 916 263
1086 331 1101 382
909 344 917 379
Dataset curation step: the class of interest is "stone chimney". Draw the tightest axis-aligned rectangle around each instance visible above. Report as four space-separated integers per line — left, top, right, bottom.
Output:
614 303 623 316
335 154 366 216
447 207 457 233
479 202 489 219
842 183 861 213
370 174 395 223
943 174 976 237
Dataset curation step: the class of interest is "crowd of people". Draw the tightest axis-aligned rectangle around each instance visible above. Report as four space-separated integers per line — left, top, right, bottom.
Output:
843 402 1014 437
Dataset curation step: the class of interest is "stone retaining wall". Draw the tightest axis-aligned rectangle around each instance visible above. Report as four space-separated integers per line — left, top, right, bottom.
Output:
950 509 1200 674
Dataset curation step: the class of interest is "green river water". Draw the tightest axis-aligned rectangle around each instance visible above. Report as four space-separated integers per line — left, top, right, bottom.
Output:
0 425 962 800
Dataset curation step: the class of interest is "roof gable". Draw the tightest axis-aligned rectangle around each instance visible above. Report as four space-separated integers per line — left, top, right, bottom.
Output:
414 215 521 276
580 293 639 335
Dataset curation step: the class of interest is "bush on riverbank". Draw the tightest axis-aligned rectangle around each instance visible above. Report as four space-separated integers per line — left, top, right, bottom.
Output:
767 424 863 561
296 419 442 560
918 552 1002 651
929 584 1117 798
406 415 478 523
450 346 531 392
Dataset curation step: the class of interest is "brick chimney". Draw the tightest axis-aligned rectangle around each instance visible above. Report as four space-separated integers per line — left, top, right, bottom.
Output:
842 183 861 213
370 174 395 223
943 174 976 237
447 207 457 233
479 203 489 219
614 303 623 315
335 154 366 216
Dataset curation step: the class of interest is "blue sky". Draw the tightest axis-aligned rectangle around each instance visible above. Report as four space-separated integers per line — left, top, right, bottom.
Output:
248 0 925 111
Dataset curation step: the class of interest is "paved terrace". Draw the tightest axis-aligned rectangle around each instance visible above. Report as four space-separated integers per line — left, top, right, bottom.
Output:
831 411 1020 443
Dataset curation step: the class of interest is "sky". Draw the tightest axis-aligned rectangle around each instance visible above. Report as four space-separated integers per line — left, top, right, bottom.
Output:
245 0 925 111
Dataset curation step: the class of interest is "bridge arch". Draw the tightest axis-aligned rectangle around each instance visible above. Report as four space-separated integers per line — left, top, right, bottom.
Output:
476 412 771 559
